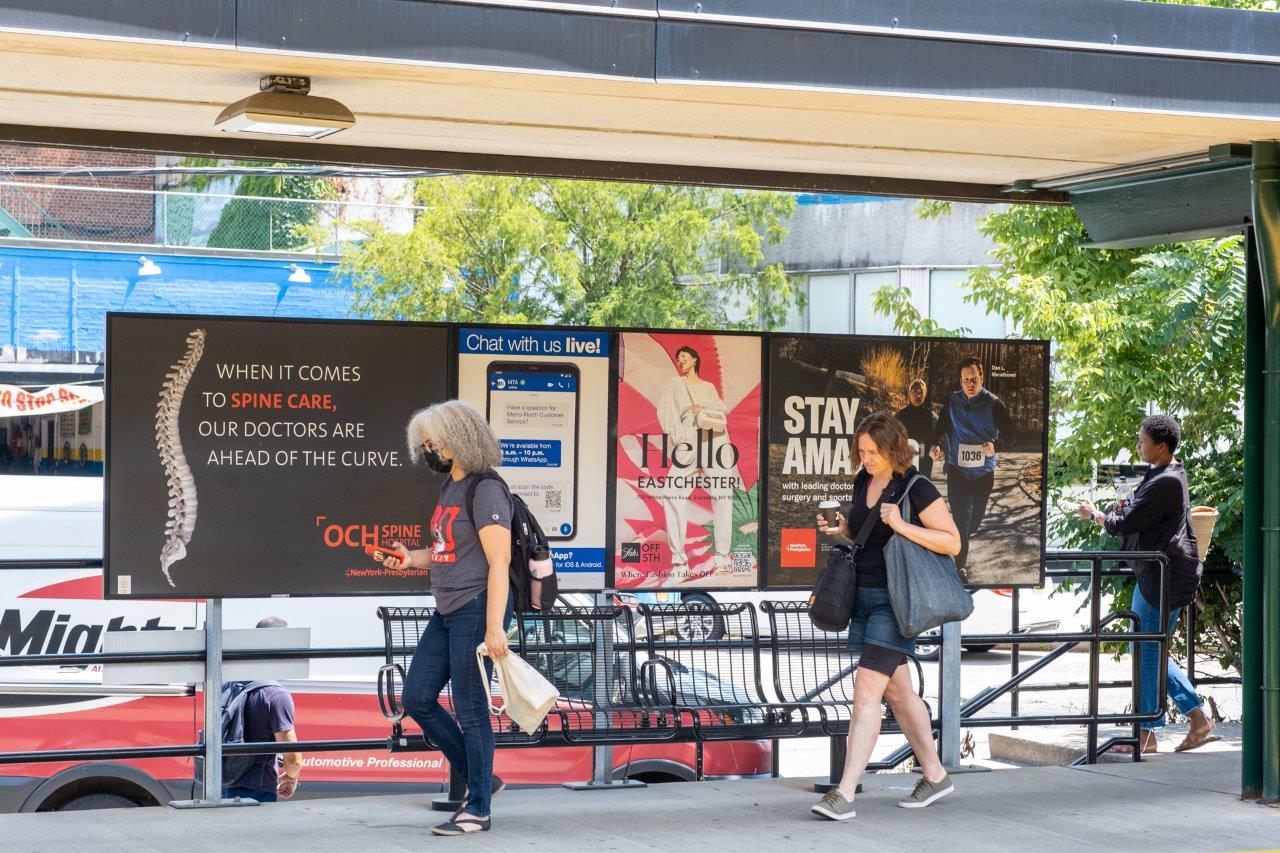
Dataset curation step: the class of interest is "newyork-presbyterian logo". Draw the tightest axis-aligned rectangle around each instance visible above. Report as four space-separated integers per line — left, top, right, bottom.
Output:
780 528 817 568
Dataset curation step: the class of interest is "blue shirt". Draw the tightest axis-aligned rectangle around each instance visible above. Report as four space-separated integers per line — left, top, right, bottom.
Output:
232 683 295 794
932 388 1014 479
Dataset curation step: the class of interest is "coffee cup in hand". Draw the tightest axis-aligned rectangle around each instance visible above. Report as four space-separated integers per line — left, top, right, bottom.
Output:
818 499 841 530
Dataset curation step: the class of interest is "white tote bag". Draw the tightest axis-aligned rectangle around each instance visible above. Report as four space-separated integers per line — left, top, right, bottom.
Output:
476 643 559 733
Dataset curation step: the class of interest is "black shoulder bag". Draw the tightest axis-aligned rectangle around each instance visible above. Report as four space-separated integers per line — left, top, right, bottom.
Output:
807 506 882 632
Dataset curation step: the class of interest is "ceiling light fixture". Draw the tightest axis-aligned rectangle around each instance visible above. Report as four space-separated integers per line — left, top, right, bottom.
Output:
215 75 355 140
287 264 312 284
137 256 162 277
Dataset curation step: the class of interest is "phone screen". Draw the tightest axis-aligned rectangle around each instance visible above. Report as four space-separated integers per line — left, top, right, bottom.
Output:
486 362 580 540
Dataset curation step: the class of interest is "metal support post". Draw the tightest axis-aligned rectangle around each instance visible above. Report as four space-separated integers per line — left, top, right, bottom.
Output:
812 735 852 794
939 620 962 769
432 765 466 812
170 599 256 808
564 593 644 791
1010 588 1021 730
1243 226 1266 799
1086 564 1101 765
1249 142 1280 803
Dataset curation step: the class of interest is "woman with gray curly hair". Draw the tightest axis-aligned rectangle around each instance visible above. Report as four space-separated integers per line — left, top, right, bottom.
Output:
380 399 514 836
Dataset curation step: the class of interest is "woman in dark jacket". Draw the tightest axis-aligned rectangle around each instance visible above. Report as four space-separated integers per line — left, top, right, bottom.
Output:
810 412 962 821
1077 414 1214 754
895 379 936 479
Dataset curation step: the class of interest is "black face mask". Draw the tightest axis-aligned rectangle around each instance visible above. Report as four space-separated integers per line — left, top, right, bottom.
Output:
422 445 453 474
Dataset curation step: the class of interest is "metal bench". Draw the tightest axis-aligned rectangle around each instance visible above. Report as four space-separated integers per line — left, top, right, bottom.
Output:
375 606 548 750
513 604 682 745
760 600 928 737
640 601 810 741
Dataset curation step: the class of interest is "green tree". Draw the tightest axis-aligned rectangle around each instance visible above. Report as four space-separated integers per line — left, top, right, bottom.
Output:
339 176 797 329
875 202 1244 672
177 160 338 251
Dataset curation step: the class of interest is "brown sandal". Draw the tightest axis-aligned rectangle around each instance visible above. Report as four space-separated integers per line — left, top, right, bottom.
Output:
1174 730 1221 753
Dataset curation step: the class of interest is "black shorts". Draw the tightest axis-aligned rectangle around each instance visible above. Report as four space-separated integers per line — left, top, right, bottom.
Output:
858 642 908 677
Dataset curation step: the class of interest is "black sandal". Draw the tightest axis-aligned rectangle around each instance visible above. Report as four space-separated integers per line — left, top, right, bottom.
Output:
432 816 491 836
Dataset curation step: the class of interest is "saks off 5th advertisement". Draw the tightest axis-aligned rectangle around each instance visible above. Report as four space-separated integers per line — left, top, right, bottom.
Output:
614 332 762 590
458 327 610 590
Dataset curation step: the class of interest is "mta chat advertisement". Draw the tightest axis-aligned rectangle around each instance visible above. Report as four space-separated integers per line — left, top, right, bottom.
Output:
457 327 611 590
613 332 762 590
105 314 450 598
766 334 1048 589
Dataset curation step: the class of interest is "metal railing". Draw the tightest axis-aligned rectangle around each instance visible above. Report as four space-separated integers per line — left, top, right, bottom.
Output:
0 551 1195 781
0 180 421 254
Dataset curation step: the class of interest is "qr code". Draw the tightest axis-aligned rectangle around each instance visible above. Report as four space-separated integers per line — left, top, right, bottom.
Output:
545 490 562 510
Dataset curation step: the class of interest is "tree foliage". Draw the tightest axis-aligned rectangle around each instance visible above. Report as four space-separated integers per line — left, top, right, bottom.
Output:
179 159 338 251
877 201 1245 672
338 176 797 330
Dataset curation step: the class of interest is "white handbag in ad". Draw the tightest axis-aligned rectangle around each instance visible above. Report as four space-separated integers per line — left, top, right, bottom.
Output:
476 643 559 734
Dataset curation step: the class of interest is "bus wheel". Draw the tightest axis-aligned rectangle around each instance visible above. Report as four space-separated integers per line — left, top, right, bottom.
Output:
57 793 139 811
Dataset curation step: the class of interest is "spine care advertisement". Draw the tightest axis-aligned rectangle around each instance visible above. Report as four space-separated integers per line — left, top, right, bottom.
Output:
766 335 1048 589
106 315 450 599
457 327 610 590
613 332 762 589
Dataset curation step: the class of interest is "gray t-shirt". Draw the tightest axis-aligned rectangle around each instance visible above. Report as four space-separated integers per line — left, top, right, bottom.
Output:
429 473 513 614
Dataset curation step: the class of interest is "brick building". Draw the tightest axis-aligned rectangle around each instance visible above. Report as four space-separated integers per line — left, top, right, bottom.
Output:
0 145 157 243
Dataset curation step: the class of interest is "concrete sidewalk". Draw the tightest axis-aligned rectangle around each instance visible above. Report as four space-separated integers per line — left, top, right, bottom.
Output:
2 752 1274 853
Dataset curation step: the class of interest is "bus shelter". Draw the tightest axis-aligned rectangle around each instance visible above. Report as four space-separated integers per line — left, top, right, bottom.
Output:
0 0 1278 801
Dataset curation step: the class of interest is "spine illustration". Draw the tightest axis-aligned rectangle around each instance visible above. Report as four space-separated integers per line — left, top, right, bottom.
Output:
156 329 206 587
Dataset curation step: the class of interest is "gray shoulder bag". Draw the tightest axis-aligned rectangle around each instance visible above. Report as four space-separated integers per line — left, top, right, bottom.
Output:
884 475 974 637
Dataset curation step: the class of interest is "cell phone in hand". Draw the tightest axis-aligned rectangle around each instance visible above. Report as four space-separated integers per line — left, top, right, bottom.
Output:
364 543 401 563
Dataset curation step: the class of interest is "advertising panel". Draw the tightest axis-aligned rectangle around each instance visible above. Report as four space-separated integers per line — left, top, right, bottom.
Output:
457 327 611 590
613 332 762 590
766 335 1048 589
106 314 450 598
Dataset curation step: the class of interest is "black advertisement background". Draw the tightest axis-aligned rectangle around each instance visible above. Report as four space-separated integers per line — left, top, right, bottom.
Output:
106 314 450 599
764 334 1049 590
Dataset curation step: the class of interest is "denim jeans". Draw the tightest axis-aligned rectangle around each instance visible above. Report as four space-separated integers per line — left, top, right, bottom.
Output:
402 590 513 817
223 786 276 803
1131 584 1202 730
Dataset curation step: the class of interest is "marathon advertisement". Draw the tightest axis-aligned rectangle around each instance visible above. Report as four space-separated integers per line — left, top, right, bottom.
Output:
765 335 1048 589
105 315 450 599
457 327 611 590
613 332 762 590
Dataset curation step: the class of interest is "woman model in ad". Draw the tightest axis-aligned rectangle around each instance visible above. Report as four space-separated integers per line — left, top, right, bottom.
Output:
657 345 737 577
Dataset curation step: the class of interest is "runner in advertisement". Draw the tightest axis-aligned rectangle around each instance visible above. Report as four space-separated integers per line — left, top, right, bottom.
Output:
613 332 761 590
105 315 450 599
765 335 1047 589
457 327 610 590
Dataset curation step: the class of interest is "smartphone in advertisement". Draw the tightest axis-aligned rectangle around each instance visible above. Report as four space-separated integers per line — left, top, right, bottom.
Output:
485 361 580 541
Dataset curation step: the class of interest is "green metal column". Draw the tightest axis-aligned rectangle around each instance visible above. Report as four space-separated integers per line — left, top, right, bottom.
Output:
1249 141 1280 802
1243 228 1265 800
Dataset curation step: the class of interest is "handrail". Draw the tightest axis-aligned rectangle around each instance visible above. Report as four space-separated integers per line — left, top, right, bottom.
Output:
0 550 1218 773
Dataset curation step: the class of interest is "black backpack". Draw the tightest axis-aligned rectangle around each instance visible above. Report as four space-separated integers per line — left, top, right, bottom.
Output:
196 680 281 787
464 471 559 612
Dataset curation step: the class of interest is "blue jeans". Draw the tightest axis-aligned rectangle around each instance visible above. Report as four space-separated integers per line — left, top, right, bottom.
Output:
402 590 513 818
1131 584 1202 730
223 786 276 803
